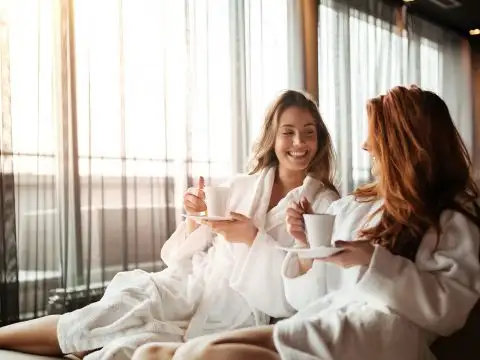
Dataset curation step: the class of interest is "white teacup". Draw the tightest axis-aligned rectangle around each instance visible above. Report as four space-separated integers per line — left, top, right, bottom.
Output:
204 186 230 217
303 214 335 248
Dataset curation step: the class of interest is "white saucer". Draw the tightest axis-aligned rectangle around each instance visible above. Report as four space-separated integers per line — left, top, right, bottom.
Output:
182 214 233 222
277 245 344 259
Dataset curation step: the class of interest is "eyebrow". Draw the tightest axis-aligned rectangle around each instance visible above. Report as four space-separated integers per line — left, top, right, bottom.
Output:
280 123 316 128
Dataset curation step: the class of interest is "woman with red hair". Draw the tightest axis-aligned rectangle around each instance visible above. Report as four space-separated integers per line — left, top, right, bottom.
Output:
134 85 480 360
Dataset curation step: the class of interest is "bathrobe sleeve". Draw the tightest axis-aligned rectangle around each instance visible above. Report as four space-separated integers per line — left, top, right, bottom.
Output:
281 191 342 311
229 230 297 318
281 255 330 311
230 189 339 318
160 177 239 267
160 222 214 267
357 210 480 336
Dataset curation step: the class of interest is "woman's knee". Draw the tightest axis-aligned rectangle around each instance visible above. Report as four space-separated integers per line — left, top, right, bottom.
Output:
132 343 177 360
192 343 280 360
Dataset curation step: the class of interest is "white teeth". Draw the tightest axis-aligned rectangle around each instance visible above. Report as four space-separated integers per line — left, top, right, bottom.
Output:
288 151 307 158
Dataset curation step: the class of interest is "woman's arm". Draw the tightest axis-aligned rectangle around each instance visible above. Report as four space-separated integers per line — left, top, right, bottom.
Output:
356 210 480 336
162 177 234 267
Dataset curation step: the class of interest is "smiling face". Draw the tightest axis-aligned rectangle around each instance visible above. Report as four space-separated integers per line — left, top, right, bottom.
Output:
274 106 318 173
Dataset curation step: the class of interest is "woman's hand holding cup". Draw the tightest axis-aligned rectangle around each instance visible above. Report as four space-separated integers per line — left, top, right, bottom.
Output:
285 197 315 275
184 176 207 215
184 176 206 234
285 197 313 247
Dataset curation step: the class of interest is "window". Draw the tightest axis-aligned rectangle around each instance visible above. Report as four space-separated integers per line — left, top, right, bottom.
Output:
74 0 236 178
246 0 289 145
318 3 442 191
4 0 294 310
7 0 292 179
9 0 57 175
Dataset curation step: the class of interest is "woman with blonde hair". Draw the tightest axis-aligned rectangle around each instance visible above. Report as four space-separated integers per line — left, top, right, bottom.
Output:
0 90 339 360
138 85 480 360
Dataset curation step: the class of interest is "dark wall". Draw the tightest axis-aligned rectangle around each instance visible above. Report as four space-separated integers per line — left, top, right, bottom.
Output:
472 49 480 175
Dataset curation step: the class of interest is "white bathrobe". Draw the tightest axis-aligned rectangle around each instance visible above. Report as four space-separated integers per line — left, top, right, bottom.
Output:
56 167 338 360
274 195 480 360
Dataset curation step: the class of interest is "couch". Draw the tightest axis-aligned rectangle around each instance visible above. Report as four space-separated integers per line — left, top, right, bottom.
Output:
0 351 64 359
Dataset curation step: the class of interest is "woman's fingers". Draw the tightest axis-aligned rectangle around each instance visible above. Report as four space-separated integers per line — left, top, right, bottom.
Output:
289 202 304 213
196 189 205 201
285 216 304 227
286 202 306 244
197 177 205 201
287 225 305 233
186 186 206 200
184 193 202 203
286 204 305 238
300 197 314 214
286 207 304 219
184 193 206 212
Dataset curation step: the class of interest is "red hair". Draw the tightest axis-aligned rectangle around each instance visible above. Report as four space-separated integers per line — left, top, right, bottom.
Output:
354 85 479 252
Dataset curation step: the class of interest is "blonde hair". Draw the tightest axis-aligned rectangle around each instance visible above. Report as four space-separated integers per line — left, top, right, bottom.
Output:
248 90 338 194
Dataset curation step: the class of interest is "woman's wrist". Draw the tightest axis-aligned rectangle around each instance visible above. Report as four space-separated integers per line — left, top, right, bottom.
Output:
185 218 199 235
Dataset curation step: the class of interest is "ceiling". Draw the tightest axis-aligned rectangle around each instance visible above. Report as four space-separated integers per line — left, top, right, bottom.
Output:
404 0 480 50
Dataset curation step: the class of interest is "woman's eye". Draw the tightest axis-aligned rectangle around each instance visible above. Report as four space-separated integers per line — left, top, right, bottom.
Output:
282 132 294 136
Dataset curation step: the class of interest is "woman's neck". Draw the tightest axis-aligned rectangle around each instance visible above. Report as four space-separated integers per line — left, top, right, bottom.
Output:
275 167 306 192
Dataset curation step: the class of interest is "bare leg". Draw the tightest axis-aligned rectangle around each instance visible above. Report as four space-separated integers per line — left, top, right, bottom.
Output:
132 343 180 360
0 315 62 356
196 344 279 360
192 326 279 360
132 326 279 360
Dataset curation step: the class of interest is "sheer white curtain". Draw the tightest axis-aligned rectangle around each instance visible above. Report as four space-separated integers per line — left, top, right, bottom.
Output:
1 0 303 318
236 0 305 168
318 0 474 194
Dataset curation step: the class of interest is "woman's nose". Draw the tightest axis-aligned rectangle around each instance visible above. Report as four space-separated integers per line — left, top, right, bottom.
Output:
293 133 306 145
362 141 369 151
